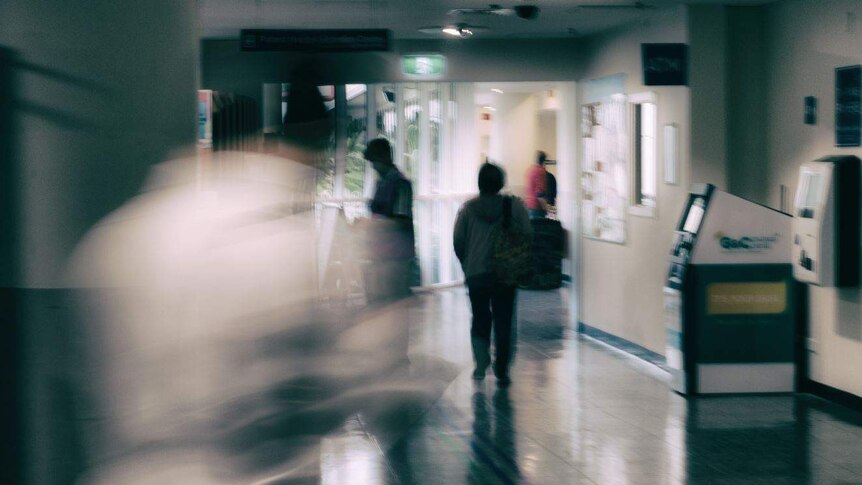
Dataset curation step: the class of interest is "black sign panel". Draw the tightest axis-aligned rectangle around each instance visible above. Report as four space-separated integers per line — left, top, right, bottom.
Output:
240 29 390 52
641 43 688 86
836 65 861 147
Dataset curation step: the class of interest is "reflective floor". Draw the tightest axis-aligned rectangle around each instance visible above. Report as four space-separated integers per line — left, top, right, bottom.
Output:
318 288 862 485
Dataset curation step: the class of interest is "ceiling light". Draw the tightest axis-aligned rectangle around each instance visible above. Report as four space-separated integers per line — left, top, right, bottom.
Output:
491 88 504 94
442 26 473 37
482 105 496 111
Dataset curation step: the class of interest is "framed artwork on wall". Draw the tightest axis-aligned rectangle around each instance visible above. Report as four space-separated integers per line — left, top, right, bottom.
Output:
835 65 861 147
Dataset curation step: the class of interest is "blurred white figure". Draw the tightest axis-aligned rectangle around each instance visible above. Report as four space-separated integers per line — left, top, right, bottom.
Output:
67 66 456 484
69 150 321 480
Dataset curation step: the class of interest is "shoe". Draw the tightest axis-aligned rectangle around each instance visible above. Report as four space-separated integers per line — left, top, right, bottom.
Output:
493 362 511 387
471 337 491 380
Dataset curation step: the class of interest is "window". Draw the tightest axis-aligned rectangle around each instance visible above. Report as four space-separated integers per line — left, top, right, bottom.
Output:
343 84 368 197
629 92 657 216
401 83 421 180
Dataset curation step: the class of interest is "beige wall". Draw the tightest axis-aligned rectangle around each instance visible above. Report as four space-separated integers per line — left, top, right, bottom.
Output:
538 111 558 161
577 7 690 354
762 0 862 397
490 93 540 197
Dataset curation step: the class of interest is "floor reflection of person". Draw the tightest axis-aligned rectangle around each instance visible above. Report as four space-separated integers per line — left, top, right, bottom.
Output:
468 388 519 484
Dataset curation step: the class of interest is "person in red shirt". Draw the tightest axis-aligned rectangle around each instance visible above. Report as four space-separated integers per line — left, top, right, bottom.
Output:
525 151 548 218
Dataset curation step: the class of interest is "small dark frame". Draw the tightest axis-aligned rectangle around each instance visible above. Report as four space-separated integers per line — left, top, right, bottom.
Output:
641 43 688 86
835 65 861 147
804 96 817 125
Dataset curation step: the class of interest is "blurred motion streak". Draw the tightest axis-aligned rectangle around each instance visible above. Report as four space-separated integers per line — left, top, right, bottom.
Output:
66 149 456 483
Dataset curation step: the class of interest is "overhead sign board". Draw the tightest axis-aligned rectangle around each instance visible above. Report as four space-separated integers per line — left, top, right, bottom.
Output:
240 29 390 52
401 55 446 77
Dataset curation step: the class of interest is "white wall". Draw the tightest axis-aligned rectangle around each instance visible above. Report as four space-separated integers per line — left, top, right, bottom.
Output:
761 0 862 397
577 7 690 354
489 93 540 197
538 111 558 161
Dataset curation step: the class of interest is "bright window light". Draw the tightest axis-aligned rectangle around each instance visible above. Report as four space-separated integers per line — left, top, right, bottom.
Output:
633 101 657 209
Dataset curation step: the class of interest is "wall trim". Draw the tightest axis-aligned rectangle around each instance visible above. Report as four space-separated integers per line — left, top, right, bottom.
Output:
576 325 862 414
803 379 862 414
577 321 669 372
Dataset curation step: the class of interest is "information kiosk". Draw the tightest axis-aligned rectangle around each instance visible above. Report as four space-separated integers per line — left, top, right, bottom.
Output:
792 155 860 287
664 184 797 395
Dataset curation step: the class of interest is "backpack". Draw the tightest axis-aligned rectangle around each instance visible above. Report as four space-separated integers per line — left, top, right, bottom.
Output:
489 196 533 286
545 171 557 207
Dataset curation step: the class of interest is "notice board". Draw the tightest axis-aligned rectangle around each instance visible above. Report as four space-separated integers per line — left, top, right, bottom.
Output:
836 65 861 147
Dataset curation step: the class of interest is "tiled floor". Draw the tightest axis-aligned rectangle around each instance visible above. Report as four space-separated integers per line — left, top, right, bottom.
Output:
315 287 862 485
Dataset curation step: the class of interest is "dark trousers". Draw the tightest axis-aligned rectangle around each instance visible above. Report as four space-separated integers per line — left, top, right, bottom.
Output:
466 274 517 377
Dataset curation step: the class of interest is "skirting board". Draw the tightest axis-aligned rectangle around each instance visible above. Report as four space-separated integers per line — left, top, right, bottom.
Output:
577 323 862 413
577 321 669 372
804 379 862 414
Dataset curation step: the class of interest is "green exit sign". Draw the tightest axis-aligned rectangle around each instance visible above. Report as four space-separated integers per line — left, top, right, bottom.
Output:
402 55 446 77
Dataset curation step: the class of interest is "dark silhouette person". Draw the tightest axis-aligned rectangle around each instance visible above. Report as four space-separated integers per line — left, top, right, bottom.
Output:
454 163 531 386
363 137 416 303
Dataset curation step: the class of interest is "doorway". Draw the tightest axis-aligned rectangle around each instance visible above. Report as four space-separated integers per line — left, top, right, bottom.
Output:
260 81 578 320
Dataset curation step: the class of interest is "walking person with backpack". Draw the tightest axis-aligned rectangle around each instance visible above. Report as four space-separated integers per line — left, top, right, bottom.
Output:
454 163 532 387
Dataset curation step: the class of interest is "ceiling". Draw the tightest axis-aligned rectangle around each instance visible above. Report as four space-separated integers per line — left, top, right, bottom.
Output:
199 0 773 40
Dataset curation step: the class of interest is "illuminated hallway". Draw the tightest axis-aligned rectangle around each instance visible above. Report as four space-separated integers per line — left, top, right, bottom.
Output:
2 1 862 484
